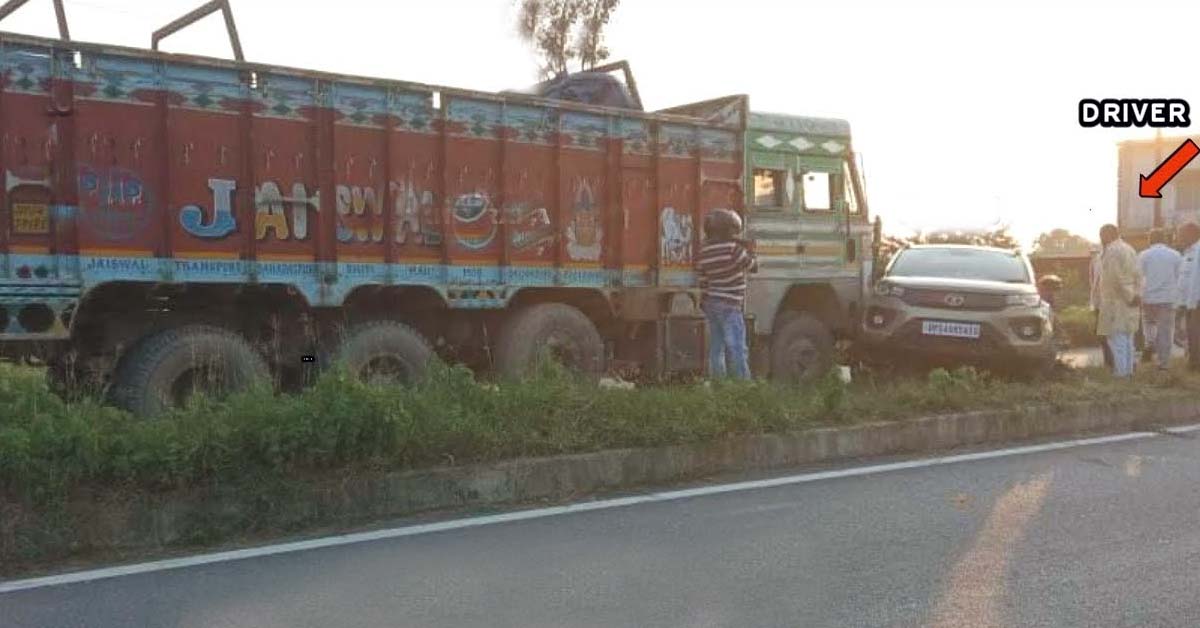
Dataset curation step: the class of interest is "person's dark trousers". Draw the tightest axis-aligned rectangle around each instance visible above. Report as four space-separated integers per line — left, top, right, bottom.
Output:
1137 325 1153 362
1094 310 1114 367
1188 309 1200 371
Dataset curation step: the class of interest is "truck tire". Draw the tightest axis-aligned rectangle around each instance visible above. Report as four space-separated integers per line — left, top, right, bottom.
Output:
495 303 604 379
769 311 834 383
332 320 437 385
110 324 269 418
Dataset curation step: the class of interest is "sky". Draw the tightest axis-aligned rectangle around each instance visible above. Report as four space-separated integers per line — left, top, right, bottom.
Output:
4 0 1196 246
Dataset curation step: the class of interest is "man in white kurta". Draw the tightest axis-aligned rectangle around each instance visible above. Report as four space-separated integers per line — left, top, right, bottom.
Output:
1097 224 1142 378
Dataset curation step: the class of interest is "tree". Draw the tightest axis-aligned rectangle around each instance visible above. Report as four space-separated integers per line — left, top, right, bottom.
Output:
917 225 1019 249
1031 228 1095 257
875 225 1020 270
875 233 910 269
517 0 621 79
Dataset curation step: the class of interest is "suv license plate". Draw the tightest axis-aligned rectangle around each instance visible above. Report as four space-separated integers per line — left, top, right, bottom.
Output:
921 321 981 339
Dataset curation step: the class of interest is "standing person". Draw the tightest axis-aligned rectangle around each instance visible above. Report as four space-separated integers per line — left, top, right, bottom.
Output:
1097 224 1143 378
696 209 756 379
1088 245 1114 367
1176 222 1200 370
1138 228 1182 370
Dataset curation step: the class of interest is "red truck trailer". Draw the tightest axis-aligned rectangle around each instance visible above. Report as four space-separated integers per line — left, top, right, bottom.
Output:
0 1 873 415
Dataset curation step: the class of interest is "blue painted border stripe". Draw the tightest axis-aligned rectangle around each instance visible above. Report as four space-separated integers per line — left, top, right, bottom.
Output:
4 254 685 308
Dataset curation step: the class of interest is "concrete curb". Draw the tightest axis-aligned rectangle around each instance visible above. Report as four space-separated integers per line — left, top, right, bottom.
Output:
6 396 1200 567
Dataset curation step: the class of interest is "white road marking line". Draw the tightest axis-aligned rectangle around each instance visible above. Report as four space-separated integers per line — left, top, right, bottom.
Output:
0 427 1182 595
1165 423 1200 434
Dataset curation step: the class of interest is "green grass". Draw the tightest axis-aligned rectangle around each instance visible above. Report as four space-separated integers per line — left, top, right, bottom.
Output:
3 360 1197 509
1058 305 1100 347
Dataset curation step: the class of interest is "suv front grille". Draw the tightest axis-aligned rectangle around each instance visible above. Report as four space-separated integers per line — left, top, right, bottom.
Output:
900 288 1007 312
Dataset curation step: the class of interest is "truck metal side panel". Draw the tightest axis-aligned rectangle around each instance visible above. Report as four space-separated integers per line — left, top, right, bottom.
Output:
0 34 742 335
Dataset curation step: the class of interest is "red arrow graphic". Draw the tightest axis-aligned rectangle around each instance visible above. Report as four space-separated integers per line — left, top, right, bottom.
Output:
1140 139 1200 198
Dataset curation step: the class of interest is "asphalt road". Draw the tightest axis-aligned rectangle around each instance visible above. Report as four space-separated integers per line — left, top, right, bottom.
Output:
6 428 1200 628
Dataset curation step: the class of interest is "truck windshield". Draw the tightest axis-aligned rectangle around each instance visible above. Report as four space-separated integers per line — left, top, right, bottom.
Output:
888 248 1030 283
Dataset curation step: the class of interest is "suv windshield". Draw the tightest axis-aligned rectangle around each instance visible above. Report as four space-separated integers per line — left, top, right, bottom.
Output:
888 248 1030 283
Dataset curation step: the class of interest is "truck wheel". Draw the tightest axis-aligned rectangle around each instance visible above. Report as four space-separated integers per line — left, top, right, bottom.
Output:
496 303 604 379
332 320 437 385
110 324 269 418
769 311 835 383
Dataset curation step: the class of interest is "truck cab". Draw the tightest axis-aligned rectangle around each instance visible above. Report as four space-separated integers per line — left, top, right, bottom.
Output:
654 97 875 380
742 112 873 379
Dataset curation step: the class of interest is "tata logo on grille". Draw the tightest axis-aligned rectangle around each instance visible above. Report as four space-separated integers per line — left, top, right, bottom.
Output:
944 294 966 307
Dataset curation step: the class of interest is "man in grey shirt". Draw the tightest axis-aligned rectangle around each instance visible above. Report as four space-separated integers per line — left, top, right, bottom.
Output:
1139 229 1182 370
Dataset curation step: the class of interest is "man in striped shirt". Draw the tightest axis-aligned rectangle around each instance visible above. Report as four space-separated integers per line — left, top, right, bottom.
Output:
696 209 756 379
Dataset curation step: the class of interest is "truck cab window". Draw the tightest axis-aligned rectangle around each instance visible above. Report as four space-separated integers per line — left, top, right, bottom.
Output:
801 171 832 212
753 168 788 209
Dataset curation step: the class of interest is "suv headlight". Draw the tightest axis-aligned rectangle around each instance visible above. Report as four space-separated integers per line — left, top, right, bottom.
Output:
873 282 905 297
1005 293 1041 307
